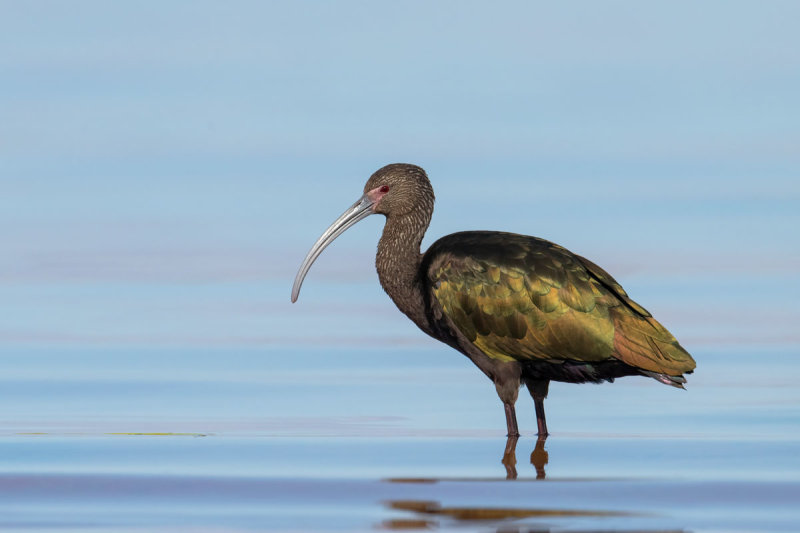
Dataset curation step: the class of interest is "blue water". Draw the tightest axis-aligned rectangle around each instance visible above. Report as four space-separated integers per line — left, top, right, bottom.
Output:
1 343 798 531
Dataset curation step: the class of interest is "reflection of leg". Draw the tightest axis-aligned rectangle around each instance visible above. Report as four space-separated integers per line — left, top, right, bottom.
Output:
525 379 550 436
530 435 549 480
502 435 519 480
503 402 520 437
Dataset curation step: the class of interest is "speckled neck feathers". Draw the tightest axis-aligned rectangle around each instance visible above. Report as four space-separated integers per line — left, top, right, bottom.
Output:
375 200 433 333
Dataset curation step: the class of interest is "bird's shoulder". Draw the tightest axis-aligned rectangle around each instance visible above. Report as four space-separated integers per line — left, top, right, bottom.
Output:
423 231 649 317
425 231 570 278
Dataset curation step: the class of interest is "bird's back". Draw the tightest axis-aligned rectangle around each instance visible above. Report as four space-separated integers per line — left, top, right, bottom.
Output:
423 231 695 378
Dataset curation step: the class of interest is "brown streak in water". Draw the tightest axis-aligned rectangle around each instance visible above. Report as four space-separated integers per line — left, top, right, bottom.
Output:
380 518 436 530
386 499 631 520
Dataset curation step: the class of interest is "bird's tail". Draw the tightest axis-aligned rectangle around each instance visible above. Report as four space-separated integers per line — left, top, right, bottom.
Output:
641 370 688 389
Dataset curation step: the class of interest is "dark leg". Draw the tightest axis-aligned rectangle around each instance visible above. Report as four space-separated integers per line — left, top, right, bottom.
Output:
533 396 548 436
501 434 519 479
504 402 520 437
492 362 523 437
525 379 550 437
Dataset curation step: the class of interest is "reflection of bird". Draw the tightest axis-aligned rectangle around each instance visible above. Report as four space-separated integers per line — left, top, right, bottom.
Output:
292 164 696 436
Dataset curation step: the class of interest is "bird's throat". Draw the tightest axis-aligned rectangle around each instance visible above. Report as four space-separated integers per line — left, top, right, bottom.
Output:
375 213 429 331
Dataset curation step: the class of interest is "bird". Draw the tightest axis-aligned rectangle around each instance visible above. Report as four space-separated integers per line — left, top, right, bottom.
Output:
291 163 696 437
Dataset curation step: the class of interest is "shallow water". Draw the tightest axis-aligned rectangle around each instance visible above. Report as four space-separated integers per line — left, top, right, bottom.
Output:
1 345 798 532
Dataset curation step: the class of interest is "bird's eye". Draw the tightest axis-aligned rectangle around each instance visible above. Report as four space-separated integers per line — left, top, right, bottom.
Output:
379 185 390 193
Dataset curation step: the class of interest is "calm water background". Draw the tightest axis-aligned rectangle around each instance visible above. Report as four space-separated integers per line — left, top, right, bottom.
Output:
2 2 799 531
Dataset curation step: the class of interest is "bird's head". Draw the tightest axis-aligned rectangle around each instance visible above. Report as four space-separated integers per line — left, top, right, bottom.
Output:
291 163 434 303
363 163 434 217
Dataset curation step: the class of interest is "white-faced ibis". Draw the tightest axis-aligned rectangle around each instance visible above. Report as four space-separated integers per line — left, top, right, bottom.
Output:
291 164 696 436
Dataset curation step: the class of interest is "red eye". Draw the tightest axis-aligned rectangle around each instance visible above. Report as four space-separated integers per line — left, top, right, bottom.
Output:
379 185 390 193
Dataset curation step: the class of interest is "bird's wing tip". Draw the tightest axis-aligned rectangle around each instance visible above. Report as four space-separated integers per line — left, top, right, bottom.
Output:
641 370 688 389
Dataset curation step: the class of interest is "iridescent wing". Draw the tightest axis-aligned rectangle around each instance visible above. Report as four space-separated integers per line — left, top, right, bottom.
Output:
425 231 695 376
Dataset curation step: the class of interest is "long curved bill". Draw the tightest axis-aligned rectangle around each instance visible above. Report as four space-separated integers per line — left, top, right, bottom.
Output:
291 194 374 302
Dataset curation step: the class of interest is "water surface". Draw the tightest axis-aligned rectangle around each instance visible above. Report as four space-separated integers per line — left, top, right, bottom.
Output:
1 345 798 532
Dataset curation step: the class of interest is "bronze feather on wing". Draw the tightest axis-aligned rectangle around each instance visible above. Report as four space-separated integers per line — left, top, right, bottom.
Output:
427 231 695 377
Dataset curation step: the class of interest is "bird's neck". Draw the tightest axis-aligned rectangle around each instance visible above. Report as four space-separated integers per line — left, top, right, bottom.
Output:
376 211 430 332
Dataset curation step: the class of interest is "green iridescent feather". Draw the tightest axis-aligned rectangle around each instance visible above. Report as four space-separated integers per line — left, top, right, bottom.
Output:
427 231 695 376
